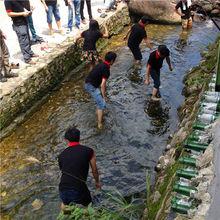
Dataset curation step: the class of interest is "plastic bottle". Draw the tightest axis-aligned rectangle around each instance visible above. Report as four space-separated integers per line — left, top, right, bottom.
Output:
192 121 211 131
203 94 220 103
197 113 219 124
200 102 220 112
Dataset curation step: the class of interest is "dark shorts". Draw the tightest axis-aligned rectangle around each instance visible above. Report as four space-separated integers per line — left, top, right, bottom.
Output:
150 69 160 89
128 45 142 61
59 188 92 206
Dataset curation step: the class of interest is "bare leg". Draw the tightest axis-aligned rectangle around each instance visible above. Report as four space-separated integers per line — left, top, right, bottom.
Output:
48 23 53 35
151 87 161 101
60 203 65 210
97 109 103 129
56 20 63 34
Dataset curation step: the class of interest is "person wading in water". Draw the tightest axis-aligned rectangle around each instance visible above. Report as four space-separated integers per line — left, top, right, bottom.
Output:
58 127 101 209
84 51 117 129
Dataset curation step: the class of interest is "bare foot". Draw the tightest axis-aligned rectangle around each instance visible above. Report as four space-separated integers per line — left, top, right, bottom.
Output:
97 123 103 130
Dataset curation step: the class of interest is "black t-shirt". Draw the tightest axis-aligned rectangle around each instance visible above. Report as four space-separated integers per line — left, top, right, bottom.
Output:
148 50 168 71
85 62 110 88
22 0 31 11
175 1 191 19
58 144 94 191
81 30 103 51
4 0 27 26
128 23 147 48
45 0 57 6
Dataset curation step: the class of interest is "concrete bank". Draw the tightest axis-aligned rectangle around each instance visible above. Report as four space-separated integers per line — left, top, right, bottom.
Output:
0 5 130 138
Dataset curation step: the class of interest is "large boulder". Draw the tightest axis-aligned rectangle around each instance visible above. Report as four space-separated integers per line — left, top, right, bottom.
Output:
128 0 181 24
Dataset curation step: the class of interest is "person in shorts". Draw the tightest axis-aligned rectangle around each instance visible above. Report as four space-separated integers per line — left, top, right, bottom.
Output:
41 0 63 35
84 51 117 129
58 127 101 209
145 45 173 101
76 19 109 70
124 16 152 65
175 0 192 30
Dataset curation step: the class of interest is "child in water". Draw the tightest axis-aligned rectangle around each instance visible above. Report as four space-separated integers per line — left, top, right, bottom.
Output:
76 19 109 70
145 45 173 101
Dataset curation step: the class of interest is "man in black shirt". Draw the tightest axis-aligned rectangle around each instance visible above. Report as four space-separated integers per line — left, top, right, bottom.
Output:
145 45 173 101
85 51 117 129
124 16 152 64
175 0 192 29
58 127 101 208
4 0 37 64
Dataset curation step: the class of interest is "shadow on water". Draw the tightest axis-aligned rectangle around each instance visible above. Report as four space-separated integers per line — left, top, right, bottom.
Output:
0 21 219 219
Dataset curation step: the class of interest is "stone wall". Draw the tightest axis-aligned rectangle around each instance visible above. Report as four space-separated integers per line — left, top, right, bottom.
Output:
0 6 130 138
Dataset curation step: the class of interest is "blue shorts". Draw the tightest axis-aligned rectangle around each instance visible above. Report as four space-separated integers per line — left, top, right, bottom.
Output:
46 5 61 24
85 83 106 110
150 69 160 89
59 189 91 206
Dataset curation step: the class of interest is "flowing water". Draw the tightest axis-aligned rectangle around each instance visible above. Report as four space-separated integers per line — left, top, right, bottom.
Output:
0 21 219 219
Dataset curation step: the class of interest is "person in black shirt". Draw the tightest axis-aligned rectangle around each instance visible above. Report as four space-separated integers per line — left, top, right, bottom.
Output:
76 19 109 70
80 0 93 24
175 0 192 29
4 0 37 64
124 16 152 64
145 45 173 101
85 51 117 129
58 127 101 208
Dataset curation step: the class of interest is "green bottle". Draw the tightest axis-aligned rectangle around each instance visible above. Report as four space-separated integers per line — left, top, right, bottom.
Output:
192 121 210 131
171 196 192 208
176 169 198 179
184 139 208 152
173 184 197 197
171 203 189 214
179 156 196 167
188 131 212 144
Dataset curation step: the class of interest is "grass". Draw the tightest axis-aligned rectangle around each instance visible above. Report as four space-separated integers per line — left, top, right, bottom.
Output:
57 191 144 220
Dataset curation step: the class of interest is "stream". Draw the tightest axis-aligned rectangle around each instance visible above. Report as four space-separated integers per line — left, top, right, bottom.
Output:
0 20 219 220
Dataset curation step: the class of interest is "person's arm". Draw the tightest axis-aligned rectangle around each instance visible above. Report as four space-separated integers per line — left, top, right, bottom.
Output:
40 0 48 11
90 153 101 189
7 11 30 17
144 37 153 49
102 25 109 38
144 64 151 85
166 56 173 71
101 78 107 101
175 3 184 17
123 27 131 40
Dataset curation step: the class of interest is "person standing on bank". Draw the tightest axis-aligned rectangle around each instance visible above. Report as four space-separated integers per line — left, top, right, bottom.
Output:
0 29 18 82
124 16 152 65
65 0 81 33
76 19 109 71
175 0 192 30
145 45 173 101
85 51 117 129
58 127 101 208
4 0 37 64
80 0 93 24
41 0 63 35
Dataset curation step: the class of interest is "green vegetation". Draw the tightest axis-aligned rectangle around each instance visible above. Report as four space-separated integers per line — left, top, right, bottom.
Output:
57 191 144 220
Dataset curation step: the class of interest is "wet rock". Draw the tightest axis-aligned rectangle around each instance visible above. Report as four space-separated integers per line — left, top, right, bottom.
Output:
196 145 213 168
153 191 161 203
128 0 181 24
31 199 44 211
211 8 220 16
165 144 172 151
202 4 213 12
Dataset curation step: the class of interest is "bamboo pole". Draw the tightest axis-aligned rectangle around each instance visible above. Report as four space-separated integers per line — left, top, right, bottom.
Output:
215 41 220 92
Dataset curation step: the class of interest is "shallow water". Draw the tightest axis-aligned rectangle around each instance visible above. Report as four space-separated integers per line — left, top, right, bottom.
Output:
0 21 219 219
